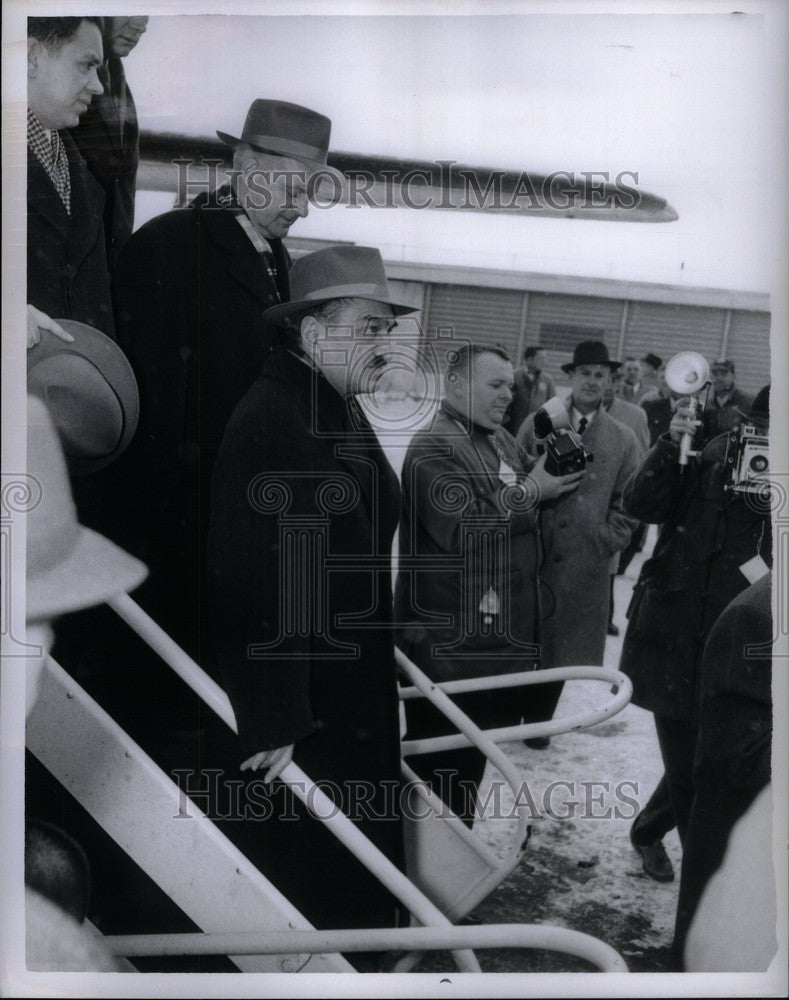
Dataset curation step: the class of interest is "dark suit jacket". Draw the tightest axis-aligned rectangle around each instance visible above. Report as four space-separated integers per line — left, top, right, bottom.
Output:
27 133 114 336
69 57 139 272
107 189 290 660
208 346 404 928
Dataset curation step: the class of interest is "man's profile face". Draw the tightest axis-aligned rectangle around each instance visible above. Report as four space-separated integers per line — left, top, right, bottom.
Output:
570 363 611 411
450 352 514 431
235 150 310 239
108 16 149 58
623 359 641 385
307 298 398 397
28 21 104 129
526 349 545 375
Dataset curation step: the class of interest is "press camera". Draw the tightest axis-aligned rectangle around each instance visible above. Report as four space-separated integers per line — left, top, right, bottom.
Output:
533 397 594 477
726 422 770 495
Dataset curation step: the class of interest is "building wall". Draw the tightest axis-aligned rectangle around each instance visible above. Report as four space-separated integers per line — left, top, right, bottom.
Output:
284 237 771 397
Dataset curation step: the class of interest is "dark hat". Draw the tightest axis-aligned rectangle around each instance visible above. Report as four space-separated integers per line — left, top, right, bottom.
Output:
217 99 344 184
263 246 418 328
642 352 663 370
739 384 770 424
561 339 622 374
27 320 140 476
711 358 735 373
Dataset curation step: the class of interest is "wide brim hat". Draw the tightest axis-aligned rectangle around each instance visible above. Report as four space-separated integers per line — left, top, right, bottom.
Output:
737 384 770 424
26 396 147 623
27 320 139 476
263 245 418 328
217 98 345 185
561 339 622 374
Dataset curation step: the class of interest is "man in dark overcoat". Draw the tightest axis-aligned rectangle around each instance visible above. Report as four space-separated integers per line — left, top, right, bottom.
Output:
395 344 582 821
69 16 148 273
208 246 416 934
27 17 113 339
620 386 771 880
108 99 343 665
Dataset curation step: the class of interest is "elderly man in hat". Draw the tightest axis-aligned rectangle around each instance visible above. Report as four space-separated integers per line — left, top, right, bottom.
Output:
208 246 414 937
27 17 112 347
516 340 640 730
108 99 343 666
702 359 752 439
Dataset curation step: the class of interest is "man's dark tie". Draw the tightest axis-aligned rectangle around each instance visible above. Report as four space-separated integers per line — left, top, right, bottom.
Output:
578 416 588 434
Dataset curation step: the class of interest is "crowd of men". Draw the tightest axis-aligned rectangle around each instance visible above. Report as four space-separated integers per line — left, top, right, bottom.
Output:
22 15 774 975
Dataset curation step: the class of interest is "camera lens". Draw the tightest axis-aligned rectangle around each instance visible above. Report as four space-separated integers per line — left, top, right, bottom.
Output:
749 454 768 473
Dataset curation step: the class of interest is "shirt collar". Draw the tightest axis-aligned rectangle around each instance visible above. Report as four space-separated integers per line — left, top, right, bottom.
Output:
570 403 598 431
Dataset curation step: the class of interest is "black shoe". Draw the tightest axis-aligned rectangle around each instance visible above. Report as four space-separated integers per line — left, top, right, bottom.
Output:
607 623 620 637
523 736 551 749
632 839 674 882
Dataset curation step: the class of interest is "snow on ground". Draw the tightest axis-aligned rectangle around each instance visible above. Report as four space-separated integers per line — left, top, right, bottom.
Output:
367 392 681 972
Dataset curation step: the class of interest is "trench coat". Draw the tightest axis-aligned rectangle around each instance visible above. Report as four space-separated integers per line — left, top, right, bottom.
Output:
106 186 291 662
619 432 772 724
207 345 404 930
517 403 640 668
27 134 114 337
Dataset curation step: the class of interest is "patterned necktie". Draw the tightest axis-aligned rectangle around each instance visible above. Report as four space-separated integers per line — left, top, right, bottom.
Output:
50 131 71 215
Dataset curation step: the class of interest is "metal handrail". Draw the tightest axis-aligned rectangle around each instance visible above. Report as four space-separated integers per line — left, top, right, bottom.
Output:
398 660 632 756
104 923 628 972
107 593 479 972
106 592 631 973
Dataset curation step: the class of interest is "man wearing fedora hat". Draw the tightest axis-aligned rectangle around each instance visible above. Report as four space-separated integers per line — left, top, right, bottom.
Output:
517 340 640 722
108 99 343 666
27 17 115 341
207 246 414 935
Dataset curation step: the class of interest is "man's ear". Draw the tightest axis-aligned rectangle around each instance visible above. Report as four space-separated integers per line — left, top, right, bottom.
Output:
299 314 320 350
28 38 42 78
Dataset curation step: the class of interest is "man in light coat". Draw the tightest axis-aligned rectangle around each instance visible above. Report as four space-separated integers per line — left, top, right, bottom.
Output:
517 340 639 719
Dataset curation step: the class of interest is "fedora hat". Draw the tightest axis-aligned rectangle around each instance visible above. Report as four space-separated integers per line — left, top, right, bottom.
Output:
263 245 418 328
217 99 344 184
641 352 663 370
561 339 622 374
26 396 147 623
27 320 139 476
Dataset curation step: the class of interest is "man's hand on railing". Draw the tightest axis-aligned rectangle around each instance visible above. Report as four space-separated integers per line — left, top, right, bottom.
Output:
241 744 295 784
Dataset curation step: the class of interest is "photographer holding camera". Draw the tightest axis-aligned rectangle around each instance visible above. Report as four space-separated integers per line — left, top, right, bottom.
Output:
516 340 640 738
620 382 771 884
